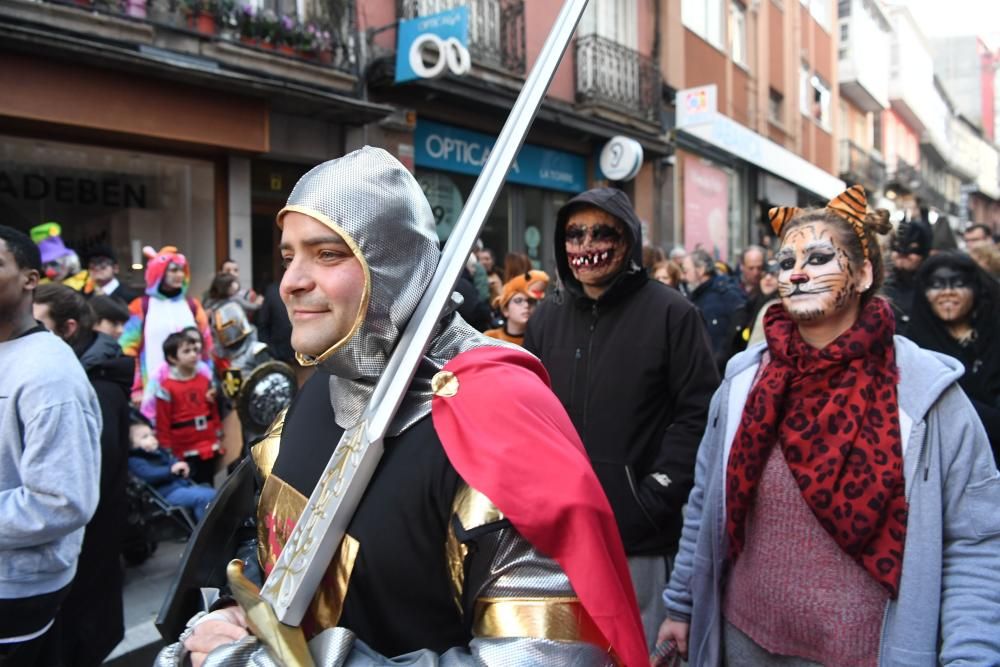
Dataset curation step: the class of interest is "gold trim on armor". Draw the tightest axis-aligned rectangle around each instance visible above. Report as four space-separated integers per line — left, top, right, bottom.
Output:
251 408 287 482
257 474 307 572
431 370 459 397
473 597 609 646
453 483 504 532
256 472 361 633
276 204 372 368
445 519 469 616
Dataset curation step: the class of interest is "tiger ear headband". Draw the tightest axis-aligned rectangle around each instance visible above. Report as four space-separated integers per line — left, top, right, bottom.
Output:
768 185 870 259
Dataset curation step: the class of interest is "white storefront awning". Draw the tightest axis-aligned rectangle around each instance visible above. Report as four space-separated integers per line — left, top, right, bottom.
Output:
676 86 845 200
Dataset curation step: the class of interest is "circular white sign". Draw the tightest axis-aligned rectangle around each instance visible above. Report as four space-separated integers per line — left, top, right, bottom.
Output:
524 225 541 249
409 34 471 80
599 136 643 182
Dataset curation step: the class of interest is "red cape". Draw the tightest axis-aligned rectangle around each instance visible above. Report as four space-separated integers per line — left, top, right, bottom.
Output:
431 346 648 667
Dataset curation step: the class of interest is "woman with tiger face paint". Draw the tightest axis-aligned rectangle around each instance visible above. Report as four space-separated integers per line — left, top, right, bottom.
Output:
657 186 1000 667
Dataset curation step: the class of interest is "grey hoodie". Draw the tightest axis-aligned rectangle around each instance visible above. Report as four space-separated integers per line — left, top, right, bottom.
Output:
663 335 1000 666
0 329 102 600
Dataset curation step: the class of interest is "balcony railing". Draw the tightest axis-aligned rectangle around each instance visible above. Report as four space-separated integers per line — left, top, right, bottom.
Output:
21 0 356 75
575 34 659 123
889 157 922 192
399 0 525 74
839 140 886 191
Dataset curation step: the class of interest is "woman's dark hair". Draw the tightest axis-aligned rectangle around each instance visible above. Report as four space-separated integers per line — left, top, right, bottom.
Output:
33 283 94 343
209 272 238 301
780 207 892 308
913 251 999 324
90 295 130 324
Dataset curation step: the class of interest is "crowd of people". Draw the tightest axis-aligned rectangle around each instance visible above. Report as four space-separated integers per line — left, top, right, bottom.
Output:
1 146 999 666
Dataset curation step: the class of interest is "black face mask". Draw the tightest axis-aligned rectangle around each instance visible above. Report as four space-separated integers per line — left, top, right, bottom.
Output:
925 267 974 292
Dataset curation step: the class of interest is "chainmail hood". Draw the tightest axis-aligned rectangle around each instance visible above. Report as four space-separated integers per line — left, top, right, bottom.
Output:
277 146 508 435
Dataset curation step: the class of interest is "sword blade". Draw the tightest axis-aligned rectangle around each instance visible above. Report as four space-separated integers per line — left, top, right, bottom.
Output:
260 0 589 626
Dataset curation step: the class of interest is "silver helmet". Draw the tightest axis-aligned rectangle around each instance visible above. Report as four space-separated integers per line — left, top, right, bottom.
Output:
277 146 509 435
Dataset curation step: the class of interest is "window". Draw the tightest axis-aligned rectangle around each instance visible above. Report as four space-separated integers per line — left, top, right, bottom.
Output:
769 88 784 125
730 2 747 67
683 0 724 49
810 74 832 130
809 0 831 30
799 63 811 115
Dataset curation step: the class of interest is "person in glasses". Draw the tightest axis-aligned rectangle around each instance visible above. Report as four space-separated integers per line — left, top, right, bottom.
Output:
484 270 549 347
908 251 1000 458
525 187 719 648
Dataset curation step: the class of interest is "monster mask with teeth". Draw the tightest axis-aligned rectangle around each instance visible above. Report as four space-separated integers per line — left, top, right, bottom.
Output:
564 208 628 299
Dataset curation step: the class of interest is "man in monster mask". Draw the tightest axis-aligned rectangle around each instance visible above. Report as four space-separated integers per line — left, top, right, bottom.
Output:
156 148 647 667
524 187 719 647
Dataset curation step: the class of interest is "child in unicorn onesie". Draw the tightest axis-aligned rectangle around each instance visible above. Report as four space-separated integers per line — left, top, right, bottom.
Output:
120 246 214 423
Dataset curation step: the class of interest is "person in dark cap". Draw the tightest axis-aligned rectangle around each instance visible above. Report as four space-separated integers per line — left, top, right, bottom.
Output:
82 244 141 305
883 218 932 334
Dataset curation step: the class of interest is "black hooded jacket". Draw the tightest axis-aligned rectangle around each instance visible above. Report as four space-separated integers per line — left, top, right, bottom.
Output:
524 188 719 556
907 253 1000 460
57 331 133 666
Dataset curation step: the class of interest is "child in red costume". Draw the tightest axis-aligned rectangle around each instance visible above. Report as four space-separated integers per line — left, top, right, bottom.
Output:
155 332 222 485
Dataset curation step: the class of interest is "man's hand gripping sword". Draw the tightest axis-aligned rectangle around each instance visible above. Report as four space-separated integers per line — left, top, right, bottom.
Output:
226 1 590 663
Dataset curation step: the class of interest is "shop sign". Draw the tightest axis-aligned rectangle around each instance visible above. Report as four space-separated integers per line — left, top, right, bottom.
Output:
598 136 643 182
0 169 149 208
395 7 470 83
676 85 717 128
414 120 586 193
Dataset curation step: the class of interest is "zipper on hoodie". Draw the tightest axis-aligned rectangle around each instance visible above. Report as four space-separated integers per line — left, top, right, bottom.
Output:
582 303 598 435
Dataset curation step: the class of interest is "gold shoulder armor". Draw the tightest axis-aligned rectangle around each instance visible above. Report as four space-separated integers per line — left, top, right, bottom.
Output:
453 483 504 532
251 407 287 482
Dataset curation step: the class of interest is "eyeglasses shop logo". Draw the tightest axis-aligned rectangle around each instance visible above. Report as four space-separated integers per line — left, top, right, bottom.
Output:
423 134 521 174
0 169 150 208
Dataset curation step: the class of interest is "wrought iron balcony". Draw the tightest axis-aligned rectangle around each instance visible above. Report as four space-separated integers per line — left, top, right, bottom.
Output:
575 34 659 123
399 0 525 75
839 140 886 192
889 157 922 192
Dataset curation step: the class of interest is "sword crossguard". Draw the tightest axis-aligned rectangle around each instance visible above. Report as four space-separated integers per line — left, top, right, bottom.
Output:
227 559 316 667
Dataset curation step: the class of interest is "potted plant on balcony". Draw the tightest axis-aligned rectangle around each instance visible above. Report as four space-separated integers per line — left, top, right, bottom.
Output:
180 0 220 36
257 9 279 49
276 14 298 56
235 4 258 46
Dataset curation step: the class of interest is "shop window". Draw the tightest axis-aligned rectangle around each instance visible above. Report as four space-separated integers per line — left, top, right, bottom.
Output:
769 88 784 125
0 135 216 297
683 0 724 49
730 2 748 67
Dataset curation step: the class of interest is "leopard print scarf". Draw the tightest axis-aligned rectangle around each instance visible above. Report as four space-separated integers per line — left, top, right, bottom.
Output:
725 298 908 597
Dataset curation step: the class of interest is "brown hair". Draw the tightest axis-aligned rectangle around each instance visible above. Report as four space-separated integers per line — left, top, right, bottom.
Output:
208 272 238 301
780 207 892 307
33 283 94 343
650 260 682 287
502 252 532 283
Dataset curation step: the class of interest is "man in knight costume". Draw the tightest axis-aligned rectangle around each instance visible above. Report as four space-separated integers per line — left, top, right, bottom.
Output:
156 148 648 667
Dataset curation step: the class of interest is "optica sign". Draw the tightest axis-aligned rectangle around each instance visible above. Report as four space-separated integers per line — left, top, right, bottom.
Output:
414 119 586 193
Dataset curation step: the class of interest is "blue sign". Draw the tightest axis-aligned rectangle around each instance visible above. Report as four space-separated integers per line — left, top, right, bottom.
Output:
395 7 469 84
414 120 587 193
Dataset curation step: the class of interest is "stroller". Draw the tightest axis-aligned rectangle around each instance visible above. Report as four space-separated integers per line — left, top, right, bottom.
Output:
122 473 197 566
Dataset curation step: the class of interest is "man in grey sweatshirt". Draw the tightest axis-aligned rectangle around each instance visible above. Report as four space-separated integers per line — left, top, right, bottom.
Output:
0 225 101 666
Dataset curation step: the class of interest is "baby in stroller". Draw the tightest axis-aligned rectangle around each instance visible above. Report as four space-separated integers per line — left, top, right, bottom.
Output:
128 417 216 522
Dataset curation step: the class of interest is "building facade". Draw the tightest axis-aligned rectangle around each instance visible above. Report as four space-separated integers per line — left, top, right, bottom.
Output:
0 0 392 295
660 0 845 261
